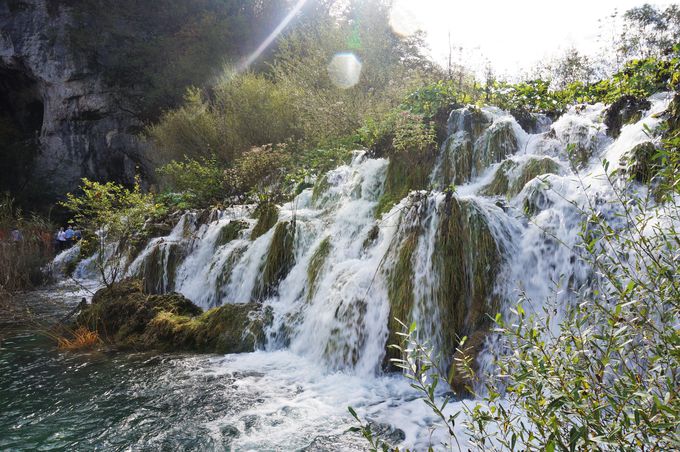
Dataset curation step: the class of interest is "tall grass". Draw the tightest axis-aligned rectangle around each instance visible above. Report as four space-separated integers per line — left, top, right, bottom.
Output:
0 194 54 297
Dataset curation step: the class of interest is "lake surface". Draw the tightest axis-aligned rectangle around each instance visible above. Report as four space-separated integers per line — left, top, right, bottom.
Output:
0 287 452 451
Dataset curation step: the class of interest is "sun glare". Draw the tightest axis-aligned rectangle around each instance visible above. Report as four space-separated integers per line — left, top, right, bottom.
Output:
327 53 363 89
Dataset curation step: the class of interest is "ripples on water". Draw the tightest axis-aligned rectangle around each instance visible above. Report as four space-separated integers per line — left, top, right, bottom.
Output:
1 333 447 451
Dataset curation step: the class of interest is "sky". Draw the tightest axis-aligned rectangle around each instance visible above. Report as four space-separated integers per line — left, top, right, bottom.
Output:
389 0 673 77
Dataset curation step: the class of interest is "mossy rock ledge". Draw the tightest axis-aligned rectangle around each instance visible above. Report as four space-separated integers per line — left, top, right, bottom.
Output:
76 279 268 353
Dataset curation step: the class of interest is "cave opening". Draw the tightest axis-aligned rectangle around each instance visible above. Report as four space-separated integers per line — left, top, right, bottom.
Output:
0 66 44 199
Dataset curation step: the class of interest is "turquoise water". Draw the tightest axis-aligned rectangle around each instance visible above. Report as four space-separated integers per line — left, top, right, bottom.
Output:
0 333 251 450
0 288 437 451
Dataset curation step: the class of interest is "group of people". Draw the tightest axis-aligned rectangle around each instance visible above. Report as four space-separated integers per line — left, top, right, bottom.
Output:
55 226 82 251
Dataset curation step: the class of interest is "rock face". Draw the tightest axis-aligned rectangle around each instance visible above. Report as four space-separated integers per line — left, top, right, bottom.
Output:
0 0 148 202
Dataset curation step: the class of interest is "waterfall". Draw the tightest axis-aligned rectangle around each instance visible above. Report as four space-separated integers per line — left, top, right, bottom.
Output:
82 93 673 381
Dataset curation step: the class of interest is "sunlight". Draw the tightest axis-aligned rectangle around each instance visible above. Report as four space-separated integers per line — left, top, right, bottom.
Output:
237 0 309 73
410 0 662 76
389 0 422 37
327 53 362 89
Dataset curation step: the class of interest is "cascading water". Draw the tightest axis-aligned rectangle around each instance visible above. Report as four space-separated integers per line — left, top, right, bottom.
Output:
57 92 674 449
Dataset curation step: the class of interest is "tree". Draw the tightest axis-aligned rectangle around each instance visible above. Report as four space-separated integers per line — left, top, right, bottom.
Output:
61 179 165 287
619 4 680 60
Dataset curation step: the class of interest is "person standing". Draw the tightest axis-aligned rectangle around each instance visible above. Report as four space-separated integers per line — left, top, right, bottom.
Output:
64 225 75 248
10 226 22 242
57 227 67 251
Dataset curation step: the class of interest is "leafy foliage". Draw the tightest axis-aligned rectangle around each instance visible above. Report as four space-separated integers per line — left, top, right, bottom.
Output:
61 178 165 287
156 155 226 209
618 4 680 60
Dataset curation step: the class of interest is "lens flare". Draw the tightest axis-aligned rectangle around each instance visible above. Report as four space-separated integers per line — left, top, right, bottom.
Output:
327 53 362 89
389 0 421 37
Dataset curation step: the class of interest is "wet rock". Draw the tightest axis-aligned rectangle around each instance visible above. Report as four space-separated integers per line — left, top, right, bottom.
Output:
483 157 561 198
510 109 552 134
522 178 555 217
78 279 268 353
251 202 279 240
604 95 651 139
622 141 660 184
510 108 536 133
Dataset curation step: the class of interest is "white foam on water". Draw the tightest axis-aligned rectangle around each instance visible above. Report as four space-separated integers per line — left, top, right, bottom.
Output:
58 94 674 450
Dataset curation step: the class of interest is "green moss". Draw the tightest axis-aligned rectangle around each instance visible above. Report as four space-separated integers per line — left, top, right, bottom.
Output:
483 157 559 198
441 136 474 186
145 302 268 353
375 149 436 218
214 245 247 302
624 141 660 184
481 160 517 196
448 106 490 141
252 221 296 300
77 279 269 353
475 121 518 177
139 243 186 294
384 230 419 365
510 157 560 196
441 118 517 187
307 237 331 300
215 220 247 248
78 279 202 347
434 196 501 362
251 202 279 240
311 174 331 205
666 92 680 133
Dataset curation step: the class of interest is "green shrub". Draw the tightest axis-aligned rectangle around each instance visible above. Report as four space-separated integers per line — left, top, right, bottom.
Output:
61 178 166 287
156 155 225 208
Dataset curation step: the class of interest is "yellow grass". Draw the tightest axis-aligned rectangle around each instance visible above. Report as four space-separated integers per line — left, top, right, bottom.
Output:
57 326 102 350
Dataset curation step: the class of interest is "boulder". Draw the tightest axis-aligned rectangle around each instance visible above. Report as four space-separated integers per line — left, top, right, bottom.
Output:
622 141 660 184
77 279 267 353
483 157 561 198
604 95 651 139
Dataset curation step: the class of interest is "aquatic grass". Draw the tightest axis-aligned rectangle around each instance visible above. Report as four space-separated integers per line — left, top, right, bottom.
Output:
56 326 102 351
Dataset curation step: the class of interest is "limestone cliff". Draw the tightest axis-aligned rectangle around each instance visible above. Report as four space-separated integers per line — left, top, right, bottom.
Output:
0 0 149 203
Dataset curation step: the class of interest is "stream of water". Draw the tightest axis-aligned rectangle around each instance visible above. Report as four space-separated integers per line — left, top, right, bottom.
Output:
1 94 672 450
